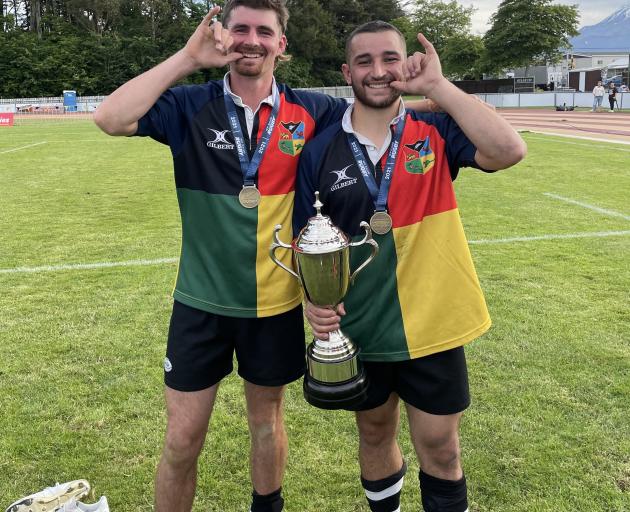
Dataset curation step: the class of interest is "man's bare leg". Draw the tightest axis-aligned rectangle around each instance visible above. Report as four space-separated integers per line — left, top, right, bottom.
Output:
155 384 219 512
244 382 288 495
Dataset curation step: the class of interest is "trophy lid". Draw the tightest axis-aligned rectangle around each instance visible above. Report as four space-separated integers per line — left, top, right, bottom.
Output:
293 192 349 254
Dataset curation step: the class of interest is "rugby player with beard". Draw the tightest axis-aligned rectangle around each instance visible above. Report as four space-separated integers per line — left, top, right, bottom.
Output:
94 2 457 510
95 2 345 511
295 21 526 512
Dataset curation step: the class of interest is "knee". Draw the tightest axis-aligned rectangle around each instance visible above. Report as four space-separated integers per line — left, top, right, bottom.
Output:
358 418 397 449
419 432 461 472
248 406 284 443
163 427 206 468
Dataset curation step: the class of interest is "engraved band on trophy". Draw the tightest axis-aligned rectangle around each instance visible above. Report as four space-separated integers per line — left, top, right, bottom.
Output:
269 192 378 409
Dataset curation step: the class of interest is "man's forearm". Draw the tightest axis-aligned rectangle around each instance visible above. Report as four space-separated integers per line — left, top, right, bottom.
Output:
94 49 199 136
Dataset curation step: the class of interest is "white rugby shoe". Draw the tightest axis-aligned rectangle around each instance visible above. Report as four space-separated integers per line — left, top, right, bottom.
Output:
5 480 90 512
56 496 109 512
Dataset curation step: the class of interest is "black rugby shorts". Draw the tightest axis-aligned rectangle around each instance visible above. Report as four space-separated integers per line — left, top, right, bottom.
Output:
348 347 470 415
164 301 306 391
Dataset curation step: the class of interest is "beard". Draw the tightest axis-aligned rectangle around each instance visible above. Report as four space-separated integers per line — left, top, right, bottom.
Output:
232 44 269 77
351 78 402 109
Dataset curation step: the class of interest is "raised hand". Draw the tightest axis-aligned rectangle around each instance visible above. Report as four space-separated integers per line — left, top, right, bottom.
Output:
391 33 446 98
183 7 243 70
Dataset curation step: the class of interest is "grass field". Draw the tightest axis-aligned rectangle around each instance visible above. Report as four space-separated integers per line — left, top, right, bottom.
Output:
1 119 629 512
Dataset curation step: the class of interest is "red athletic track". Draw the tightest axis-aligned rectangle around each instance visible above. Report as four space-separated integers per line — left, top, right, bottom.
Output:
499 108 630 143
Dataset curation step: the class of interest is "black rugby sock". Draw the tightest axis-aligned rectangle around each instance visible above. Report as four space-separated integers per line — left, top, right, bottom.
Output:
419 470 468 512
361 461 407 511
251 487 284 512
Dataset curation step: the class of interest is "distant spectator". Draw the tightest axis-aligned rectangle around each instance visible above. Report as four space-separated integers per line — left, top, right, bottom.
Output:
592 81 605 112
608 83 617 112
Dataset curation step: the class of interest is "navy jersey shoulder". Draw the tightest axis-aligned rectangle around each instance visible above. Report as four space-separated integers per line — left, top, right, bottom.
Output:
136 80 224 155
281 86 348 134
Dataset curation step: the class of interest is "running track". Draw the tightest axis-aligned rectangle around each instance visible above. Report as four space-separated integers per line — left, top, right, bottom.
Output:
500 109 630 144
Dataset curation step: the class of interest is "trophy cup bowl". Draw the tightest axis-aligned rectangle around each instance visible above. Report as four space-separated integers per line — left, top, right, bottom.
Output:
270 192 378 409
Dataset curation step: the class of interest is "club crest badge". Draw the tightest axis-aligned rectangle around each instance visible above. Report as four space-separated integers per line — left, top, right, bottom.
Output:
403 137 434 175
279 121 305 156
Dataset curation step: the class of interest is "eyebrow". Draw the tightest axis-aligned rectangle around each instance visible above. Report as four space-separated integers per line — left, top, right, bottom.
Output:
353 50 402 62
231 23 276 33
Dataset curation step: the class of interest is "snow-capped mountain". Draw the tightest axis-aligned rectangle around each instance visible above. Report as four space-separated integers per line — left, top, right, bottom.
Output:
570 5 630 51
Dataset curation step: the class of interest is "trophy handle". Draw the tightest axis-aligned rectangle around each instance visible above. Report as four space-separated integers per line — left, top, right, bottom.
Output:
270 224 300 279
349 221 379 284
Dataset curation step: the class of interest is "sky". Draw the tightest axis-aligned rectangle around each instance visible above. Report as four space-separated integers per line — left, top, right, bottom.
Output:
464 0 630 34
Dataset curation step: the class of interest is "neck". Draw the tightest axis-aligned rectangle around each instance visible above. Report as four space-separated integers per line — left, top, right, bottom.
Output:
351 99 401 147
228 72 274 109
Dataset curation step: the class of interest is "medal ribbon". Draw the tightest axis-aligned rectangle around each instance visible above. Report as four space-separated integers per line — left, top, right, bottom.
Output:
223 83 280 186
347 114 405 212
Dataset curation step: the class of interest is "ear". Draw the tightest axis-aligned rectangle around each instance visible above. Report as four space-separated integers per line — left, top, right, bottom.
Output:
278 34 288 55
342 63 352 85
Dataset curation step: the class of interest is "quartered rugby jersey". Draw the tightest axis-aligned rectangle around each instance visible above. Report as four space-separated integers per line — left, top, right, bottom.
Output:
294 110 492 362
136 80 347 318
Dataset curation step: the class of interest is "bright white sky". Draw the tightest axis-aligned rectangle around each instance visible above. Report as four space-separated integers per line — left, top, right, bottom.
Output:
464 0 630 34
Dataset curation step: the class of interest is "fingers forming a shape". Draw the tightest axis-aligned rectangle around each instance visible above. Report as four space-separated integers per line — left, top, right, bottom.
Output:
416 32 436 55
202 6 220 26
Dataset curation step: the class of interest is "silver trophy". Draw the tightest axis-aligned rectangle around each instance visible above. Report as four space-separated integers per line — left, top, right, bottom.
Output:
270 192 378 409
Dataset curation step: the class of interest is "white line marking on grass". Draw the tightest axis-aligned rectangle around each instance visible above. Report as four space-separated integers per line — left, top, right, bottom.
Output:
3 230 630 274
469 230 630 245
544 193 630 221
0 141 48 154
0 257 178 275
522 132 630 148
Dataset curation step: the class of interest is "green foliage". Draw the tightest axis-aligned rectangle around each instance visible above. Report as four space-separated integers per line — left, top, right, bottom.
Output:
483 0 579 74
441 33 485 80
0 0 410 95
393 0 475 54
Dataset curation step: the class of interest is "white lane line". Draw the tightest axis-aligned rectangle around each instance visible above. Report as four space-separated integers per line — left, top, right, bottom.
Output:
0 141 48 154
544 193 630 221
522 132 630 149
469 230 630 245
0 257 178 275
2 230 630 275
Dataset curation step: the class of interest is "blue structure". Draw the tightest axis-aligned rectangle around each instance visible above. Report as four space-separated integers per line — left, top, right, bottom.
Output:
63 90 77 112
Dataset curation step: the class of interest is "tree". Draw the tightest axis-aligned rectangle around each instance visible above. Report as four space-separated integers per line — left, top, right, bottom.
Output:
392 0 474 55
441 33 484 80
483 0 579 74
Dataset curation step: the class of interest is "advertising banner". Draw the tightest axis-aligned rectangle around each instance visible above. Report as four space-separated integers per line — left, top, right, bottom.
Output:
0 113 14 127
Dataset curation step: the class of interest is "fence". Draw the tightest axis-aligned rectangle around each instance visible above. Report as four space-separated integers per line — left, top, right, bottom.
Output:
0 96 104 114
0 90 628 114
477 91 628 110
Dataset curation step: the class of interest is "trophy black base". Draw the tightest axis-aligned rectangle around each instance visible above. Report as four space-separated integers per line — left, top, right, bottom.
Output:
303 367 369 410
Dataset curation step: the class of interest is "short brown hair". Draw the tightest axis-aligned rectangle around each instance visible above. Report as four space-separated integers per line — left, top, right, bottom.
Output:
222 0 289 34
345 20 406 63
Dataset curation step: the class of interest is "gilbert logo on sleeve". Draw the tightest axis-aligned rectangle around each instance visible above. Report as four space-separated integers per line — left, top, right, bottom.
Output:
0 113 14 127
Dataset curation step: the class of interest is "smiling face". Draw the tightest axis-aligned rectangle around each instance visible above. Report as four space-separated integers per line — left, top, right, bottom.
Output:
225 6 287 79
342 29 406 109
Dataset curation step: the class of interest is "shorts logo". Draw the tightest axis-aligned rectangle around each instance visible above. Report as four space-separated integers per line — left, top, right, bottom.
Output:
164 357 173 373
279 121 305 156
404 137 434 174
206 129 235 150
330 164 357 192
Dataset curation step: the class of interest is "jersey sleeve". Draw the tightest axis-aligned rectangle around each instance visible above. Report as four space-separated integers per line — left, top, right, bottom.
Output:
411 111 485 179
135 86 189 153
